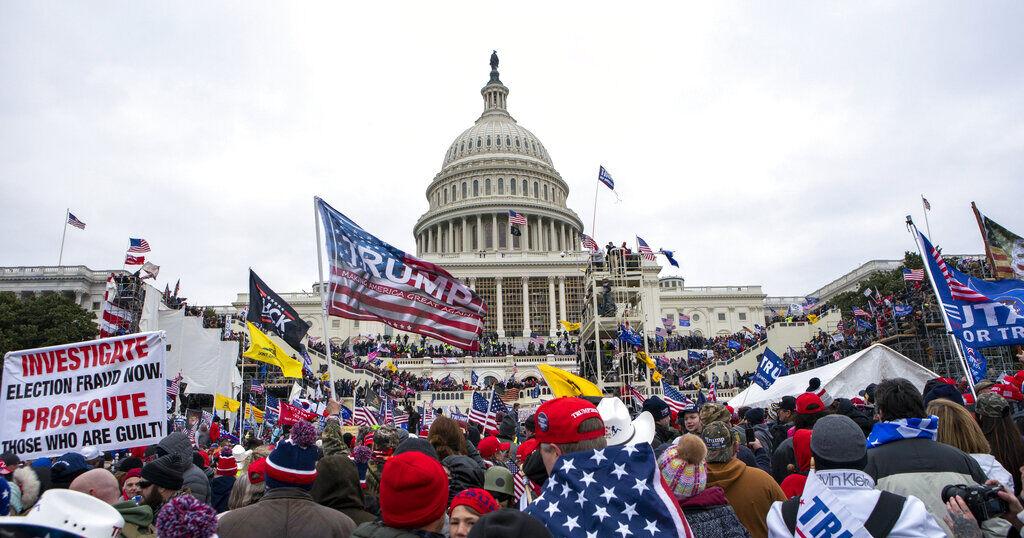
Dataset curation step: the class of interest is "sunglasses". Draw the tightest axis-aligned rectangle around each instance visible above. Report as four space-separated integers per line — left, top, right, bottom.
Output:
137 480 153 489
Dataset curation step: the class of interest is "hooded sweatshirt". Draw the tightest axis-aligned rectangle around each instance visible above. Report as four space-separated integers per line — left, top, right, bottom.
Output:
311 453 376 526
679 486 752 538
442 455 484 503
706 458 785 538
113 501 156 538
156 432 211 504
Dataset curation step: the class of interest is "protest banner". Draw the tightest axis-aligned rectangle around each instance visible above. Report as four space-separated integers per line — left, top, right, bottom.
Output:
0 332 168 458
277 401 320 426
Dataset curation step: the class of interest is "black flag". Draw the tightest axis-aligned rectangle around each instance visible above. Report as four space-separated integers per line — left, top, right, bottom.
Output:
247 269 310 351
510 224 521 237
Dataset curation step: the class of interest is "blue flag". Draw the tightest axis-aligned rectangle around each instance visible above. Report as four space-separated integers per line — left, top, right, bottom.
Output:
894 305 913 318
855 318 874 332
598 165 615 190
961 342 988 384
531 385 541 398
753 347 788 390
687 350 703 362
726 339 741 350
340 404 353 423
919 230 1024 348
618 325 643 348
659 249 679 268
471 370 479 385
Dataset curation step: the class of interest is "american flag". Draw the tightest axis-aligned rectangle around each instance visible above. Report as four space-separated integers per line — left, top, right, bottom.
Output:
636 236 656 261
490 390 510 416
922 196 931 211
250 379 264 394
67 212 86 230
317 198 486 351
166 373 182 399
922 232 989 303
598 165 615 190
353 405 380 427
852 306 872 318
661 380 691 413
507 459 527 501
201 410 213 427
265 397 280 425
581 234 599 252
128 238 151 253
524 444 692 537
469 391 496 431
307 336 321 346
381 397 395 425
708 380 717 402
124 254 145 265
422 399 435 428
627 384 647 405
902 268 925 282
501 387 521 402
508 210 528 226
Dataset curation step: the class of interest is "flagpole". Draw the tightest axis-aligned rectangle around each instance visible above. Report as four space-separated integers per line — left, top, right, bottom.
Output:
591 170 600 240
58 208 69 266
907 217 976 397
921 195 933 239
313 196 338 400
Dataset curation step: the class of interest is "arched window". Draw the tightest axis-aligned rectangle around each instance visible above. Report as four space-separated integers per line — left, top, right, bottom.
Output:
543 184 548 200
486 136 491 147
473 180 479 196
496 136 501 146
443 190 448 204
451 185 456 201
477 138 481 148
498 178 504 194
460 141 464 152
522 179 528 195
506 136 511 146
510 179 516 195
462 182 467 198
533 181 539 198
515 138 520 148
485 178 491 195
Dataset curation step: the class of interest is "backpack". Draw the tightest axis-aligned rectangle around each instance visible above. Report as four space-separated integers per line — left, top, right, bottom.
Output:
781 490 906 537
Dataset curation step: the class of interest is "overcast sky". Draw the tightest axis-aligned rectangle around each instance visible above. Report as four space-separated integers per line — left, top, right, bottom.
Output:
3 2 1022 304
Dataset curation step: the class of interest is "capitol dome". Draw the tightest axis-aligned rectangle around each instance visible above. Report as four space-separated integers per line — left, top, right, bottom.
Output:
414 53 583 257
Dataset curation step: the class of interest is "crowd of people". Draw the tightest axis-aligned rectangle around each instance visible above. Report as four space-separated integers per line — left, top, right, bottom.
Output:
8 369 1024 537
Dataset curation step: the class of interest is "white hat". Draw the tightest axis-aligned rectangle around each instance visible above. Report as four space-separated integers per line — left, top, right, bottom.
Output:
80 445 103 461
232 444 251 464
0 489 124 538
598 397 656 446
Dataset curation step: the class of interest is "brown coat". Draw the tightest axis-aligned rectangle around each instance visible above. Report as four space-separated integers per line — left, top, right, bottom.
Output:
706 458 786 538
218 487 356 538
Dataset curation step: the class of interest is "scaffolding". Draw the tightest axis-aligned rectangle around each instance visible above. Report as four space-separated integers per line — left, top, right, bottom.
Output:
106 272 146 335
578 249 658 399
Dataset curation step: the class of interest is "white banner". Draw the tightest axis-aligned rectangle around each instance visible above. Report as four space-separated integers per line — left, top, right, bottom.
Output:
0 332 168 458
431 357 459 365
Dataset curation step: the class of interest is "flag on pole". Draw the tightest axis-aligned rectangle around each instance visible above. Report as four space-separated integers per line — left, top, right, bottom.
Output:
902 268 924 282
658 249 679 268
508 210 527 226
920 231 989 303
598 165 615 190
581 234 599 252
627 383 648 405
128 238 151 253
636 236 656 261
708 380 717 402
214 393 241 414
242 322 304 378
922 196 931 211
250 379 265 394
124 254 145 265
973 203 1024 280
140 262 160 279
353 405 380 427
469 392 497 431
247 269 311 352
67 212 86 230
661 380 691 413
317 198 486 350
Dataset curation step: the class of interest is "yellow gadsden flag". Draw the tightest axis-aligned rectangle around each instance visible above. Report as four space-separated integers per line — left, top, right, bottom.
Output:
214 393 240 414
559 320 582 333
538 364 602 398
243 322 303 378
385 359 398 373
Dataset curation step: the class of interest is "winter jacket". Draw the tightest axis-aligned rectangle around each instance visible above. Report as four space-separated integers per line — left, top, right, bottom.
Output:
321 417 351 458
210 475 235 514
652 422 677 449
770 436 799 484
218 487 356 538
864 437 1002 537
971 452 1016 492
156 432 211 504
833 398 874 436
352 521 444 538
11 467 40 514
766 469 943 537
752 423 775 455
312 453 377 526
442 455 484 503
738 445 772 475
464 442 486 469
679 486 752 538
113 501 156 538
706 458 786 538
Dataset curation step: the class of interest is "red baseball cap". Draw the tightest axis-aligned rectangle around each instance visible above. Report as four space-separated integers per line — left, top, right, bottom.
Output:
477 436 510 460
516 438 539 463
796 393 826 415
533 397 604 445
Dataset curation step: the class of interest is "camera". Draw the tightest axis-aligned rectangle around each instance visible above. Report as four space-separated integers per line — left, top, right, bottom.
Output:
941 484 1009 522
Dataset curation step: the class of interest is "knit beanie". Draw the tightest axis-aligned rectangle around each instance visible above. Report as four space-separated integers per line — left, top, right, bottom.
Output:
141 454 185 490
657 435 708 500
449 487 500 516
265 421 319 490
155 494 218 538
924 383 965 408
380 451 449 529
215 448 238 477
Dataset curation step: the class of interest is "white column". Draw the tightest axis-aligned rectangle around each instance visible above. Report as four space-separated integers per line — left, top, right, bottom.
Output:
506 214 513 251
548 220 556 252
469 277 476 291
522 277 531 336
448 220 454 253
476 214 483 251
496 278 505 337
548 276 557 336
462 217 469 253
427 228 433 253
491 213 498 251
558 276 567 323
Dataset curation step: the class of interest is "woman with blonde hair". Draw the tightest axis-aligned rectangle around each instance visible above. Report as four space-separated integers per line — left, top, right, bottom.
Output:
428 416 468 460
927 398 1015 492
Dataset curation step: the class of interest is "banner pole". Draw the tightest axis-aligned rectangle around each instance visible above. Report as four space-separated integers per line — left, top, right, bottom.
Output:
58 208 69 266
313 196 338 400
907 219 976 397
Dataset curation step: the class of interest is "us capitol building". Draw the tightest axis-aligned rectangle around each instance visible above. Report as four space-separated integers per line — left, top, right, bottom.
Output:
1 55 771 366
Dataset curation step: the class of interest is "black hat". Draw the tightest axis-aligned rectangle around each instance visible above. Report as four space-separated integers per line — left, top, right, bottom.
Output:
141 454 185 490
468 508 554 538
745 407 765 425
642 396 671 421
779 396 797 412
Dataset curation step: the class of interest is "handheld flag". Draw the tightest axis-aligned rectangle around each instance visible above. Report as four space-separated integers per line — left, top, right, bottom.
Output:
124 255 145 265
636 236 656 261
317 198 486 350
753 348 788 390
961 342 988 384
559 320 581 332
243 322 304 378
902 268 924 282
214 393 241 414
537 364 602 398
385 359 398 373
248 269 311 351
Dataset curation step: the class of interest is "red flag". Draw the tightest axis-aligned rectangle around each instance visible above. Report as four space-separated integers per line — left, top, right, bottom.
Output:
125 254 145 265
277 401 319 426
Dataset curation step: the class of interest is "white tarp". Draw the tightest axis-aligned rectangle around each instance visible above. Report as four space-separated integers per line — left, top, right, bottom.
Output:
728 344 939 409
159 310 242 397
137 283 163 333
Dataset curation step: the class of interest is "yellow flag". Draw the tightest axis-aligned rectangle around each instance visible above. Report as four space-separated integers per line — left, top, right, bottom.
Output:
807 314 819 324
636 351 656 370
538 364 602 398
385 359 398 373
559 320 581 332
214 393 240 413
246 405 265 423
652 371 663 383
243 322 304 378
